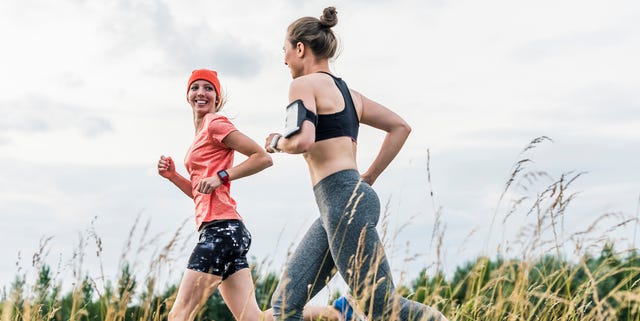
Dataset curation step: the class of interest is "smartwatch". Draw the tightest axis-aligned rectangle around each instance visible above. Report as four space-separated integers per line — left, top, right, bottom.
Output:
270 134 282 152
217 169 230 184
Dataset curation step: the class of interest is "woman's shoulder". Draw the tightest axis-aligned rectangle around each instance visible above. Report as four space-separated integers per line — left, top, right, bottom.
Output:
203 113 236 139
203 112 229 121
203 112 233 127
289 73 335 92
290 74 314 86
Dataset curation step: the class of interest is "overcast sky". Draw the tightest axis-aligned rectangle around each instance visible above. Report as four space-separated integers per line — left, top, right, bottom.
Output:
1 0 639 301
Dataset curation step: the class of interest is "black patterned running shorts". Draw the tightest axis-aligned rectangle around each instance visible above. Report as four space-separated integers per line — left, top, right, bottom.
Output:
186 219 251 279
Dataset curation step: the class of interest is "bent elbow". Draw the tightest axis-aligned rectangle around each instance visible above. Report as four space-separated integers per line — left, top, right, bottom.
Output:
286 136 314 154
294 140 313 153
403 122 412 135
262 153 274 168
265 156 274 168
396 121 411 138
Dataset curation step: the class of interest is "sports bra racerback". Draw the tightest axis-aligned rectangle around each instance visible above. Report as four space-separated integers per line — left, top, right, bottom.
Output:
315 71 359 142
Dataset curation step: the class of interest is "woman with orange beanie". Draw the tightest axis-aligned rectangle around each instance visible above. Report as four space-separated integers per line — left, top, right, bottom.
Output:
157 69 342 321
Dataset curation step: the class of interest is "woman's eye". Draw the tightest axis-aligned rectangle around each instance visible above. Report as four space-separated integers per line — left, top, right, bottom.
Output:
205 86 214 91
191 85 198 91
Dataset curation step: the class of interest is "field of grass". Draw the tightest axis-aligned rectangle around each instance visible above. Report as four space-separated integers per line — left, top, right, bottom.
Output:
2 137 639 321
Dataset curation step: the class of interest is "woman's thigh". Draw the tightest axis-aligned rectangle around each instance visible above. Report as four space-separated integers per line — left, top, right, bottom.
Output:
170 269 222 320
219 268 262 321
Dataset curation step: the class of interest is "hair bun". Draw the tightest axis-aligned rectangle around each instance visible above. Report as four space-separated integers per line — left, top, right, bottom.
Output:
319 6 338 28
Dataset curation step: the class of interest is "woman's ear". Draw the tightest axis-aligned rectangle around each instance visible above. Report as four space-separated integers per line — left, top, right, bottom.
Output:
296 42 305 58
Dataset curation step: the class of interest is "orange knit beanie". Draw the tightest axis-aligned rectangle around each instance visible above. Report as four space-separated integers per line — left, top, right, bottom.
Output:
187 69 221 98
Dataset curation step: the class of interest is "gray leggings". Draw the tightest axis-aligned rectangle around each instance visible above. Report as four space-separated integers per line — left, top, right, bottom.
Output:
271 169 444 321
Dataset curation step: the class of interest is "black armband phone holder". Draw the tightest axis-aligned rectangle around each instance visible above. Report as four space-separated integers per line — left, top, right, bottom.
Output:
284 99 317 138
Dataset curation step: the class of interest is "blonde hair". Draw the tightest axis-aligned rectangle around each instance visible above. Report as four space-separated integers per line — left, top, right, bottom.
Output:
214 88 227 112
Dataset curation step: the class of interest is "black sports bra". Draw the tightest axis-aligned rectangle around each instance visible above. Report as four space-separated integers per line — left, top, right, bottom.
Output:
315 72 359 142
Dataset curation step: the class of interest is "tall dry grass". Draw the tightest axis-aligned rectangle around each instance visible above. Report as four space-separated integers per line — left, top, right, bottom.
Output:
1 137 639 321
414 137 639 321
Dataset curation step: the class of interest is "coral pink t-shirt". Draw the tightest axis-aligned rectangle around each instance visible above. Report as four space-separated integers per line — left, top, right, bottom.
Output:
184 113 241 229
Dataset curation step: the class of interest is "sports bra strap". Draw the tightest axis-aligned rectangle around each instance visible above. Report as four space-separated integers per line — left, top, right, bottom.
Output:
313 71 359 142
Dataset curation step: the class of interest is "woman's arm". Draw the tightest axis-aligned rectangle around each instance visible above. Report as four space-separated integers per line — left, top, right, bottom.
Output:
158 155 194 199
357 91 411 186
265 78 316 154
223 131 274 180
196 131 273 194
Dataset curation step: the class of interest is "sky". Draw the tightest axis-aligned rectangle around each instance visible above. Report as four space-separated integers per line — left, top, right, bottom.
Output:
1 0 639 302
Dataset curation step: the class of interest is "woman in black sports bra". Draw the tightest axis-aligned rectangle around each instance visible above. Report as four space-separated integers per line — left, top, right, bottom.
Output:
265 6 448 321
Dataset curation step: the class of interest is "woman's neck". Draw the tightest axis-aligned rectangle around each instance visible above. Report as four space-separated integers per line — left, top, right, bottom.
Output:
302 59 330 76
193 112 207 133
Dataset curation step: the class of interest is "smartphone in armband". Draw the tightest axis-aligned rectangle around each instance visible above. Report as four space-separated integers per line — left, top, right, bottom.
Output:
283 99 318 138
284 99 304 138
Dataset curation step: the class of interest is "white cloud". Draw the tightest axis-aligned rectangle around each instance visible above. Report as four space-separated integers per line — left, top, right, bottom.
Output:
0 97 113 136
1 0 639 297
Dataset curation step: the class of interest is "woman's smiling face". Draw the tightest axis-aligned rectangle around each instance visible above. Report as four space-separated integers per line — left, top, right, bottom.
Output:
188 80 218 114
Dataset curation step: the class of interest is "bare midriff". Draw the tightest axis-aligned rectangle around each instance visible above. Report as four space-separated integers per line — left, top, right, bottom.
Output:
304 137 358 186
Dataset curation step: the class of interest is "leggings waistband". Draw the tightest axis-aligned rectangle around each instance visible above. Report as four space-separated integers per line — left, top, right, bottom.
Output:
313 169 361 192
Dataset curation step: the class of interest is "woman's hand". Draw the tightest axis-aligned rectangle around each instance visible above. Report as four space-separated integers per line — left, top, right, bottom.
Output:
197 176 222 194
361 172 376 186
357 91 411 184
265 133 281 153
158 155 177 179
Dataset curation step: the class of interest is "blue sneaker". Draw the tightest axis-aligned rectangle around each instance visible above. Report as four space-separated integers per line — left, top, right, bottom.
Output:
333 296 355 321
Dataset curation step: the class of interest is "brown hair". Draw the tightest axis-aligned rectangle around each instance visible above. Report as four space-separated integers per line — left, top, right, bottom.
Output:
287 7 339 60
